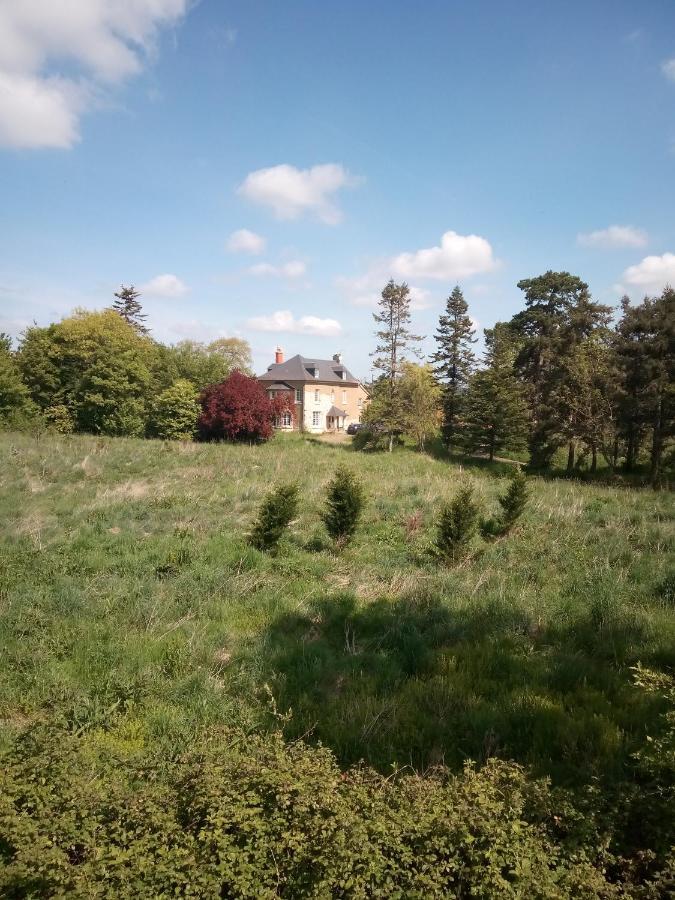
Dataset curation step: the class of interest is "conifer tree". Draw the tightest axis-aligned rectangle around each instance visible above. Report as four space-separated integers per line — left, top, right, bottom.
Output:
462 324 529 461
431 285 476 451
371 280 421 451
112 285 148 334
435 486 479 564
322 466 365 545
249 483 299 552
480 468 529 538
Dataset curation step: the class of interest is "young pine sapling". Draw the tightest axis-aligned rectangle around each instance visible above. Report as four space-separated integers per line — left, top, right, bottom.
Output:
322 466 365 546
435 486 479 564
249 483 300 552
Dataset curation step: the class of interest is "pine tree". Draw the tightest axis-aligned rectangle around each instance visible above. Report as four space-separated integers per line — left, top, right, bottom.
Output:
480 469 529 538
249 483 300 552
435 486 479 564
322 466 365 545
112 285 148 334
371 280 421 452
431 285 476 451
462 324 529 461
509 271 610 470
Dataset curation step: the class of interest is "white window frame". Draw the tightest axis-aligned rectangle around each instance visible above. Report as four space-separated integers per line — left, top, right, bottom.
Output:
312 411 320 427
282 411 292 427
342 390 347 404
314 389 320 403
295 388 302 403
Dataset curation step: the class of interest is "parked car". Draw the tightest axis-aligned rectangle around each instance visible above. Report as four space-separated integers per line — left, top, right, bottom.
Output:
346 422 363 435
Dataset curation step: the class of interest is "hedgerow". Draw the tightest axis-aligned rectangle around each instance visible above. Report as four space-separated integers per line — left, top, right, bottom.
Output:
0 725 615 898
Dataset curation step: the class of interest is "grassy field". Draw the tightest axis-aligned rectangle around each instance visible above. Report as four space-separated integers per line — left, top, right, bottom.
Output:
1 429 673 790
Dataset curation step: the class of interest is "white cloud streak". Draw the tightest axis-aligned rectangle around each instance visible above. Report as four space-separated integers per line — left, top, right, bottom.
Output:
391 231 497 280
248 260 306 279
0 0 189 149
226 228 266 254
619 253 675 294
578 225 648 249
662 58 675 82
141 273 189 297
237 163 358 224
247 309 342 337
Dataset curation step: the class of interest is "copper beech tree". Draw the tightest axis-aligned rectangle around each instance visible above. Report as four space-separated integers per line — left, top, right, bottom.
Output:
197 371 293 443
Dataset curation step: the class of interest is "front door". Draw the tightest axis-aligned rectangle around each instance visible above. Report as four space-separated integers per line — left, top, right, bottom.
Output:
326 415 335 431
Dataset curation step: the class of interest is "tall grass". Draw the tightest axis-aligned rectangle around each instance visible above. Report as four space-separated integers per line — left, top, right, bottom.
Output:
0 430 672 791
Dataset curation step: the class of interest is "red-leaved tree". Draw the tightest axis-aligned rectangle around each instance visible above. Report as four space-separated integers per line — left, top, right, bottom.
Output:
197 370 293 442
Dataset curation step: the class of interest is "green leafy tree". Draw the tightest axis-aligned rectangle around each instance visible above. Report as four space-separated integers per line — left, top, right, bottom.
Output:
112 284 148 334
431 285 476 450
147 379 199 440
322 466 365 545
155 337 253 394
462 324 529 461
371 280 422 452
435 486 479 564
18 309 154 436
0 333 34 426
398 362 442 451
249 483 300 552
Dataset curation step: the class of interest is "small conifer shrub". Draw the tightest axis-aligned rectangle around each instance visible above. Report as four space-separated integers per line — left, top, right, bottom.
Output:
480 469 529 539
322 466 365 545
435 486 479 563
249 483 299 552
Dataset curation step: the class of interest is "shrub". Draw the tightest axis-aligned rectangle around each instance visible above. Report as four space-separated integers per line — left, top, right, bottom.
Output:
481 468 529 538
197 371 292 443
0 724 614 898
322 466 365 545
435 486 479 563
147 379 199 440
249 483 300 552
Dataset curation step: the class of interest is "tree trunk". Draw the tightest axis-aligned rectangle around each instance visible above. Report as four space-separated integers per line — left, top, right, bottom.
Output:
625 426 636 472
388 432 394 453
489 431 495 462
612 434 619 470
650 397 663 487
566 441 575 473
591 444 597 473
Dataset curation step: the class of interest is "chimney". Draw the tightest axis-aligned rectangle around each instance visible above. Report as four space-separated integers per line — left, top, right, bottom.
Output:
275 346 284 365
333 352 343 364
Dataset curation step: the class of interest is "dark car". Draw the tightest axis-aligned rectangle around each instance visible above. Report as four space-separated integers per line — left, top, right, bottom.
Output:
346 422 363 435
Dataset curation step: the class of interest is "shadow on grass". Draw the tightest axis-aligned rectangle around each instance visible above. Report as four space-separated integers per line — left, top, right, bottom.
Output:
254 591 664 786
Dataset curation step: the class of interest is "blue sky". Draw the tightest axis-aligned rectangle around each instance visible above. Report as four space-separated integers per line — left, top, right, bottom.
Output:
1 0 674 378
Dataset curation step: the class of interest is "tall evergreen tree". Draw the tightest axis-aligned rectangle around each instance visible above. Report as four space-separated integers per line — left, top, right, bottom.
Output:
431 285 476 450
371 279 421 451
615 288 674 485
112 285 148 334
509 271 609 470
462 324 529 461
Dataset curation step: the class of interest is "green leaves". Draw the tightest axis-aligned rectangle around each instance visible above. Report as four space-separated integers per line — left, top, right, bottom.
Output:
249 483 300 552
321 466 365 545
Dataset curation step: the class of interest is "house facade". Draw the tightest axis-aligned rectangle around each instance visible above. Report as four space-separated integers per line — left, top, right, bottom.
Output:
258 348 368 433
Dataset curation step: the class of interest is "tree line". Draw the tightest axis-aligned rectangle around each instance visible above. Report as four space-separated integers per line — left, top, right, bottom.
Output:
0 285 254 441
362 272 674 485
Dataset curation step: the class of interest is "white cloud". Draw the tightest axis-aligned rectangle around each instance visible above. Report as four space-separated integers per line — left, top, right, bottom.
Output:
662 59 675 82
227 228 266 255
237 163 358 224
141 273 189 297
0 0 189 149
391 230 498 280
619 253 675 294
249 260 307 279
247 310 342 337
578 225 648 249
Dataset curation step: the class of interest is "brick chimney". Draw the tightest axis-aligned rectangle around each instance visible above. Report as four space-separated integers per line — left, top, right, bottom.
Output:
275 346 284 365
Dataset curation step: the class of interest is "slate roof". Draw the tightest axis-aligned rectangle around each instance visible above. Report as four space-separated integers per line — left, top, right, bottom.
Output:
326 405 347 418
258 354 359 385
266 381 294 391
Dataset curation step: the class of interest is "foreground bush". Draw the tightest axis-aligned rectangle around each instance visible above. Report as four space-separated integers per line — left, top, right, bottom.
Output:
249 483 299 552
147 378 200 440
0 725 618 898
322 466 365 545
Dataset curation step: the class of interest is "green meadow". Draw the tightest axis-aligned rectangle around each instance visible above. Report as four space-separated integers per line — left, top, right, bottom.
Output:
1 430 674 895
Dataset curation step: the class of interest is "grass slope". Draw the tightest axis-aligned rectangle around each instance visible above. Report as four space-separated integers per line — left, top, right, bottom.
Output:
0 430 673 789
